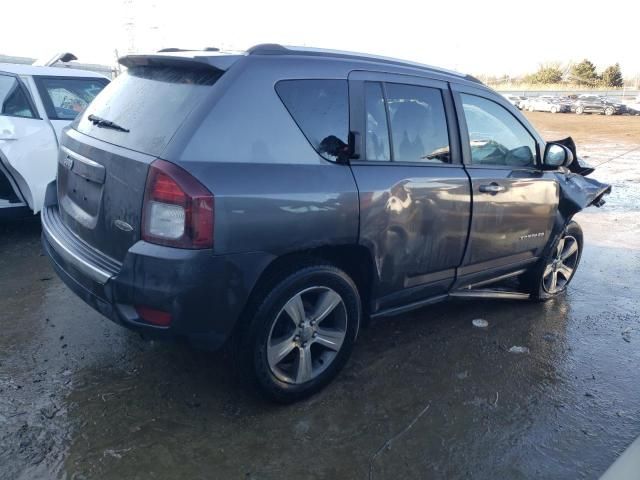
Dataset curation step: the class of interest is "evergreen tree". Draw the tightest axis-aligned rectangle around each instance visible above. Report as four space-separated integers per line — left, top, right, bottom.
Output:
532 64 563 84
570 59 600 86
602 63 623 87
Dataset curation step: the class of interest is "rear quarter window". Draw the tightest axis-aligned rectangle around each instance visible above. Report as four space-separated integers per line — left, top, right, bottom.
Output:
0 74 36 118
275 80 349 161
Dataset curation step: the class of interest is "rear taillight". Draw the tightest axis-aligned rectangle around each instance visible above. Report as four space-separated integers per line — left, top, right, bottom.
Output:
135 305 172 326
142 159 213 249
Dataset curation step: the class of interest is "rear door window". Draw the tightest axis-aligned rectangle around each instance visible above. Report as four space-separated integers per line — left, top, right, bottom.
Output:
0 74 36 119
35 77 109 120
385 83 450 163
76 66 222 156
275 80 349 161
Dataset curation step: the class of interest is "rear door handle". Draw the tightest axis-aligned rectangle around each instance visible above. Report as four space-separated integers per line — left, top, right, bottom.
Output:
479 183 505 194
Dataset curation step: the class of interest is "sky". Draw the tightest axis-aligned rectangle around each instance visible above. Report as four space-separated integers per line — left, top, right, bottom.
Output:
2 0 639 77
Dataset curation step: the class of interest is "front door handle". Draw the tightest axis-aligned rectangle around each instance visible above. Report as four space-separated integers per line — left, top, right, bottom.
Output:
479 183 505 194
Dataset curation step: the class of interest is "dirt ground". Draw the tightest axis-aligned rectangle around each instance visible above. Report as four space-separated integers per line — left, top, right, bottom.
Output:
1 113 639 480
524 111 640 145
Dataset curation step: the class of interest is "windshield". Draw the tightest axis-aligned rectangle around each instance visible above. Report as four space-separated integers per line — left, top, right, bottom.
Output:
76 65 222 156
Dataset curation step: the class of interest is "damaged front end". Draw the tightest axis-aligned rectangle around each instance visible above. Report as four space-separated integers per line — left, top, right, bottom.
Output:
550 136 611 221
451 136 611 301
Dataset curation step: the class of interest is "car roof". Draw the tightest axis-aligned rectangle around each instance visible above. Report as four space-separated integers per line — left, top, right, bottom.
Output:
248 44 477 81
123 44 483 85
0 63 109 78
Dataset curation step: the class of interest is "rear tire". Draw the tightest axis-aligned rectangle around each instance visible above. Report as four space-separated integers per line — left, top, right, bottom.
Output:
604 106 615 116
575 106 584 115
523 221 583 301
239 264 361 403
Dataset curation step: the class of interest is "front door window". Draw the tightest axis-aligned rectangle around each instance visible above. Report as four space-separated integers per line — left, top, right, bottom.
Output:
460 94 536 168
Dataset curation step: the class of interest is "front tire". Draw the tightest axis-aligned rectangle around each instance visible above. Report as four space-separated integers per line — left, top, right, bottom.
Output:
551 105 558 114
240 264 361 403
524 221 583 301
575 106 584 115
604 106 615 116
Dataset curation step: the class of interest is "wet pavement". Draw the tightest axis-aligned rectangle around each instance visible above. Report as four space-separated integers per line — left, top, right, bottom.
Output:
1 119 639 479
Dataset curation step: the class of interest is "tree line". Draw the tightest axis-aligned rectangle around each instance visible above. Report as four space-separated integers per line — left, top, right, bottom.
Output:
523 60 623 87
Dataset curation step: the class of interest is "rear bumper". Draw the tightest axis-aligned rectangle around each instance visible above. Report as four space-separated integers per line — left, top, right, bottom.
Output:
41 195 273 350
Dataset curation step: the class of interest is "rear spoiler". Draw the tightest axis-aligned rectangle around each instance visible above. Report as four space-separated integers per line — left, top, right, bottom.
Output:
118 53 240 72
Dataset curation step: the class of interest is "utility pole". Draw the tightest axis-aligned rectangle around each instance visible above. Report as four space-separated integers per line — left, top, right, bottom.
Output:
122 0 136 55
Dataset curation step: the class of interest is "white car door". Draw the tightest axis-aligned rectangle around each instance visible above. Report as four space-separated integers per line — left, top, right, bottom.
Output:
31 75 109 141
0 72 58 213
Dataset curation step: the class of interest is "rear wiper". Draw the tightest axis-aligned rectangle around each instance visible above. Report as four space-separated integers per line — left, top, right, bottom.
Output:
87 114 130 133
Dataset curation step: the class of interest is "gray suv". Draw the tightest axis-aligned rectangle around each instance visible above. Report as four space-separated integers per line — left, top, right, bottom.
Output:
41 44 609 402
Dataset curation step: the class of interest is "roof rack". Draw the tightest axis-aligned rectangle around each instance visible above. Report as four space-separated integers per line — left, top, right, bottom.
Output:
158 47 220 53
246 44 288 55
246 43 480 83
157 48 189 53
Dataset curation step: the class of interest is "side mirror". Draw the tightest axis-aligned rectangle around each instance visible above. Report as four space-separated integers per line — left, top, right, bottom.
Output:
543 143 574 169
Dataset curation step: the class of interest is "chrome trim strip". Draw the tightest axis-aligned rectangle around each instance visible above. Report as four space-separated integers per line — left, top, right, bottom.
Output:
60 146 102 169
449 290 530 300
463 268 528 290
371 294 449 319
42 212 112 285
0 201 27 209
60 146 106 184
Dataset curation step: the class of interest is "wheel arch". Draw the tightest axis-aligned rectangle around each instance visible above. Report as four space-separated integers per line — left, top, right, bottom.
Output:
241 244 378 326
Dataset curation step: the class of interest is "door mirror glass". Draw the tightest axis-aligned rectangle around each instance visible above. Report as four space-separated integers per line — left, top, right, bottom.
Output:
544 143 574 168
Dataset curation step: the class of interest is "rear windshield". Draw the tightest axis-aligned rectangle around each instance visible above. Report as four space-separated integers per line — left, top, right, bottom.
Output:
76 65 221 156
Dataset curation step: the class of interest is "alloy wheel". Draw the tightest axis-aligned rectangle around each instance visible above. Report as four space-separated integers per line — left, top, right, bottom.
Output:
542 235 580 294
266 286 347 384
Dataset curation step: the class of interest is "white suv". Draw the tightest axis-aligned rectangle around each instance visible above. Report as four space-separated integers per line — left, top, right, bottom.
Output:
0 64 109 217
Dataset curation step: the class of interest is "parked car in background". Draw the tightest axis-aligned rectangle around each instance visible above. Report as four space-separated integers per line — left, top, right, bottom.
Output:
502 94 526 110
526 96 569 113
519 97 532 111
625 96 640 115
41 45 609 402
571 95 627 115
0 64 109 218
556 96 575 108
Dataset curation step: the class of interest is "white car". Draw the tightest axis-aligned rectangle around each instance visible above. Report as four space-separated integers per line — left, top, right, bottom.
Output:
626 96 640 115
501 93 527 110
0 64 109 217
